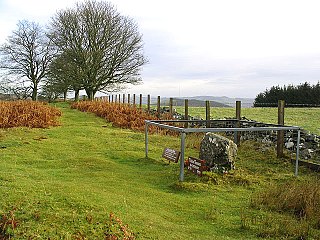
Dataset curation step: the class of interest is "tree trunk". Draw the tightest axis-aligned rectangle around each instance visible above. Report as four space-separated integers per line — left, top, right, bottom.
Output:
32 84 38 101
85 89 94 101
89 91 94 101
74 89 80 102
63 91 67 102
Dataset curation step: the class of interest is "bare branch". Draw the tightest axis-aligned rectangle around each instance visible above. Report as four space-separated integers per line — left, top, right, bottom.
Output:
0 20 55 100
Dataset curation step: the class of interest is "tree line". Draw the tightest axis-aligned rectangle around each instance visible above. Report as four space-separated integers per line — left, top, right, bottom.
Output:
254 82 320 107
0 1 147 101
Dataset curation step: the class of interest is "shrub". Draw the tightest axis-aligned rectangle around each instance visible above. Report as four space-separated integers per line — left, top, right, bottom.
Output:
0 100 61 128
71 101 174 134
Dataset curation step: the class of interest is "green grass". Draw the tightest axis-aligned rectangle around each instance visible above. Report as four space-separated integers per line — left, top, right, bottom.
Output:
174 106 320 135
0 102 319 239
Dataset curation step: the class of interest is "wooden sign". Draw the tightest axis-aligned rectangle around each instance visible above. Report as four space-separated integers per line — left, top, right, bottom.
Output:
187 157 208 176
162 148 181 163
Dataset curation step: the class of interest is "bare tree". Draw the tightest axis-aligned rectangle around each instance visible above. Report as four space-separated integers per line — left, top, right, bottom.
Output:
49 0 147 100
47 51 84 101
0 20 55 100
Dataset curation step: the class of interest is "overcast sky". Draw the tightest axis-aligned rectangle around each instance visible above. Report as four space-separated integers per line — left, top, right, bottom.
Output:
1 0 320 98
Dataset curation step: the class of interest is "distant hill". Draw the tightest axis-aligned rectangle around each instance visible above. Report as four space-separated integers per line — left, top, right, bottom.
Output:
160 98 230 107
153 96 254 108
111 95 255 108
189 96 254 108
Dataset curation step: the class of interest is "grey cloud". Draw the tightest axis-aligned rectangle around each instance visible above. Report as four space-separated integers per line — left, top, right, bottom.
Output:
141 52 320 98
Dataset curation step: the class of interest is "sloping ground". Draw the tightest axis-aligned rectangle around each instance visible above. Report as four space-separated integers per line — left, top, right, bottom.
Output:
0 102 319 239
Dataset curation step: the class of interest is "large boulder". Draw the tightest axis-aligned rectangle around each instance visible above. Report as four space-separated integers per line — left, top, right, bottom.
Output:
199 133 237 171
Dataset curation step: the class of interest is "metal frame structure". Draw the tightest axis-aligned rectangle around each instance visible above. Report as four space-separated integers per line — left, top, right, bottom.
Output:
145 119 301 181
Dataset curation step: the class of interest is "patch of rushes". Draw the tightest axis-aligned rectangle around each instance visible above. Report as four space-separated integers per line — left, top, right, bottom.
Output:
251 179 320 225
240 209 312 239
245 179 320 239
0 100 61 128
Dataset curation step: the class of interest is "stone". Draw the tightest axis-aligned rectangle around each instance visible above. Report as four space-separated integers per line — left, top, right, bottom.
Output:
285 141 294 149
301 149 313 160
199 133 237 171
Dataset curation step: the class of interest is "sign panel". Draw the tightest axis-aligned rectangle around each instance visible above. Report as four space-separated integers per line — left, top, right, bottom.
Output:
162 148 181 163
187 157 208 176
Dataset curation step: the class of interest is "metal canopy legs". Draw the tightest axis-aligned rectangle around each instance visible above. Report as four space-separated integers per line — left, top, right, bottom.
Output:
179 132 186 181
144 119 301 181
295 129 301 176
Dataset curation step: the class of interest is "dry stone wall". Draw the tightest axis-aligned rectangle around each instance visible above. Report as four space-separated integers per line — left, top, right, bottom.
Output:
151 108 320 163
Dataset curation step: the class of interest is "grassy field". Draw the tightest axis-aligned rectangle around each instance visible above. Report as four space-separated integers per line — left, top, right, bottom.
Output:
1 102 320 239
174 106 320 135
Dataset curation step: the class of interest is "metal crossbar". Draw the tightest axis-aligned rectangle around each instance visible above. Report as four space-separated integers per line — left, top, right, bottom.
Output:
145 119 301 181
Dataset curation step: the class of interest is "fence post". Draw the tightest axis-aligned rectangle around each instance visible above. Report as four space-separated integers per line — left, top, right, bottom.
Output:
115 94 117 103
139 94 142 109
147 95 151 112
108 95 111 102
157 96 161 118
234 101 241 145
206 100 210 128
118 94 121 104
123 94 125 104
127 94 130 105
133 94 136 107
169 98 173 116
277 100 285 158
184 99 189 128
111 95 114 103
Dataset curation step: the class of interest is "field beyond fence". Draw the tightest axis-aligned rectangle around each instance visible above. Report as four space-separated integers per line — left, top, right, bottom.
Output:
96 94 320 135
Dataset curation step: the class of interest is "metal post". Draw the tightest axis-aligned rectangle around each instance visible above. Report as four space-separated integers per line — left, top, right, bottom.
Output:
179 132 186 181
295 129 301 176
145 122 149 158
